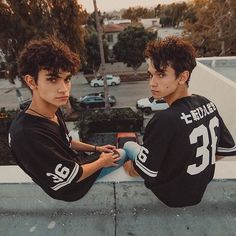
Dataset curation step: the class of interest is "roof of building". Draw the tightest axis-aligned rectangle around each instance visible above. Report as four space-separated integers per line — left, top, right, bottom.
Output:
103 24 125 33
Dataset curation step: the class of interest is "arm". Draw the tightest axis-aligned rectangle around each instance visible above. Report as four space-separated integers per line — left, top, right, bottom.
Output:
71 139 97 152
71 139 115 153
78 152 120 181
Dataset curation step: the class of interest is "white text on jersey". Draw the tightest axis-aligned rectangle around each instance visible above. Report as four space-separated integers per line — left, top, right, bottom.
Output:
181 102 217 124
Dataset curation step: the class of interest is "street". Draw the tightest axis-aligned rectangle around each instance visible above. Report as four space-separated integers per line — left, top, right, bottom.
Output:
0 79 152 110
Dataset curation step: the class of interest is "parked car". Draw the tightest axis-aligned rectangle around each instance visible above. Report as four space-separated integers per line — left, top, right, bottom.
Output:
79 92 116 109
90 74 121 87
136 96 169 115
116 132 138 148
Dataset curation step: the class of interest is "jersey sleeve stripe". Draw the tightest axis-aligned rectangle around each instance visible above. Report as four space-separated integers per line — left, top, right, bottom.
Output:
217 145 236 153
51 163 80 191
135 158 158 177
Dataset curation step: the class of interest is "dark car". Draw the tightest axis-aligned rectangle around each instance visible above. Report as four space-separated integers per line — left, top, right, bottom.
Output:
79 92 116 109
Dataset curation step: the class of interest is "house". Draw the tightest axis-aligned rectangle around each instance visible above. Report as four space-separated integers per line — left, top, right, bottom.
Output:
157 28 183 39
104 19 131 26
139 18 161 29
103 24 125 61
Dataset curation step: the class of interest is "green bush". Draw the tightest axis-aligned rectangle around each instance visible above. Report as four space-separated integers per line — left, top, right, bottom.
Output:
0 107 18 165
75 107 144 140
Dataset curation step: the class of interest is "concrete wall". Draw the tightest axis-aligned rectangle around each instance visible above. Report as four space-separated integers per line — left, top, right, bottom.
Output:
192 61 236 140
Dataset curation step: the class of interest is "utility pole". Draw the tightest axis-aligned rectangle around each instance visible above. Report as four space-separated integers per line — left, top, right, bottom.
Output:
93 0 110 109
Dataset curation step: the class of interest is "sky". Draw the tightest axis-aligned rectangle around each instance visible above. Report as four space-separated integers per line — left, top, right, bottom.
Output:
79 0 186 13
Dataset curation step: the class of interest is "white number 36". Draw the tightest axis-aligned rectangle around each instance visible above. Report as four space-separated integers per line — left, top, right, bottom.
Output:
187 117 219 175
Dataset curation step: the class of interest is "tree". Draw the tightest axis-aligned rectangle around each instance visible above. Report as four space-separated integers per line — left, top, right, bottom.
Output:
122 7 155 22
183 0 236 56
86 11 104 31
158 2 187 27
113 26 156 75
0 0 87 82
83 8 109 75
83 33 108 75
50 0 88 54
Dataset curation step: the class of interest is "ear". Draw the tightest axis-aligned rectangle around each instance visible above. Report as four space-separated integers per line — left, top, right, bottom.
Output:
178 71 189 85
24 75 37 90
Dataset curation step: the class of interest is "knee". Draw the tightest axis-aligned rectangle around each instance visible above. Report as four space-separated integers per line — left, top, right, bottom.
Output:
116 149 127 162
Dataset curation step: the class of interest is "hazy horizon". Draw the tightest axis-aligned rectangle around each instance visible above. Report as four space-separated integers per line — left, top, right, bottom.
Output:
79 0 187 13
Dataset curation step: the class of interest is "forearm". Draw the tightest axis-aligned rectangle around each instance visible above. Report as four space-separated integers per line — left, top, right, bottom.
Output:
78 159 104 182
71 140 96 152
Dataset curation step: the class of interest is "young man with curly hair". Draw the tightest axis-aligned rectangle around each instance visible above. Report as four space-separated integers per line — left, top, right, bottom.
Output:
9 37 125 201
123 36 236 207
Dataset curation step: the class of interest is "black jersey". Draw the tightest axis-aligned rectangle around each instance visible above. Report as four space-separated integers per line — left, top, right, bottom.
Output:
133 95 236 207
9 109 101 202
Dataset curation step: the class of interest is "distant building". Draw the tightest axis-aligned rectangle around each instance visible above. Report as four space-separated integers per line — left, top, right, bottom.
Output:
157 28 183 39
104 18 131 26
139 18 161 29
103 24 126 61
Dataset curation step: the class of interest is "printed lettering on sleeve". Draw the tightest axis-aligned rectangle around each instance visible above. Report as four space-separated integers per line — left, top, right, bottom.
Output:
135 146 158 177
46 163 80 191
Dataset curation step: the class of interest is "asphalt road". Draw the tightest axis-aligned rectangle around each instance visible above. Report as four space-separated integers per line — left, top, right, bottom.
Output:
0 80 152 110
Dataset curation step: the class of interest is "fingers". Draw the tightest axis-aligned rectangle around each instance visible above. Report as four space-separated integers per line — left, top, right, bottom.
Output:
102 147 114 153
104 145 116 150
100 152 121 165
107 144 116 149
112 150 120 157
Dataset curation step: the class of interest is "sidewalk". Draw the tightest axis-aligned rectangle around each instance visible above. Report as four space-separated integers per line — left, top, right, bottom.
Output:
0 180 235 236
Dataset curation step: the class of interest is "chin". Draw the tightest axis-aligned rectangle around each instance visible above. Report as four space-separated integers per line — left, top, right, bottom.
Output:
59 101 68 106
152 94 162 100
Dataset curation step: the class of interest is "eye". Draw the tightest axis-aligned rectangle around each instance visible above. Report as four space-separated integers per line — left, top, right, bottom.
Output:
47 77 57 83
65 76 71 83
147 71 153 79
159 73 165 78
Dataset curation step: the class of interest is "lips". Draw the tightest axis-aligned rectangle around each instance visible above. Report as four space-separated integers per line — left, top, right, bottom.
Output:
151 90 160 94
55 96 69 100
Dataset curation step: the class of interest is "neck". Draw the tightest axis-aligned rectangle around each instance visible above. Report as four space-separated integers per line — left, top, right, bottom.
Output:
29 98 58 118
165 85 191 106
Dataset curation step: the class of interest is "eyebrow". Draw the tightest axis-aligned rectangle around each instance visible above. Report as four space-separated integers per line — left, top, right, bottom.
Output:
65 74 72 79
46 73 72 79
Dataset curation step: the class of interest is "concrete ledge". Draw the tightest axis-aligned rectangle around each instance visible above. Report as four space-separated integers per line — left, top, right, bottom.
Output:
0 159 235 184
0 165 142 183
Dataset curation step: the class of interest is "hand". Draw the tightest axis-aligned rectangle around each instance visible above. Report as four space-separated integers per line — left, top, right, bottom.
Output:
97 144 116 153
123 160 139 177
99 152 121 168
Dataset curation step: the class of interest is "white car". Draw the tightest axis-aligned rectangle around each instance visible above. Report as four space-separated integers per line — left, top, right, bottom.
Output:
90 75 121 87
136 97 169 114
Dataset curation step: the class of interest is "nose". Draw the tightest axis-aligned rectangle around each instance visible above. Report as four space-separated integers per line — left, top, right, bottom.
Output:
149 77 157 88
57 80 69 93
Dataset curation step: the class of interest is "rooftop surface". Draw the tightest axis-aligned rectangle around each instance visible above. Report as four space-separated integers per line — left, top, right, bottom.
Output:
1 180 236 236
0 57 236 236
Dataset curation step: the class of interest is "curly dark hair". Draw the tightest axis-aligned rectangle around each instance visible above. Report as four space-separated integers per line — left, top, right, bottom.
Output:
18 37 80 84
145 36 197 85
